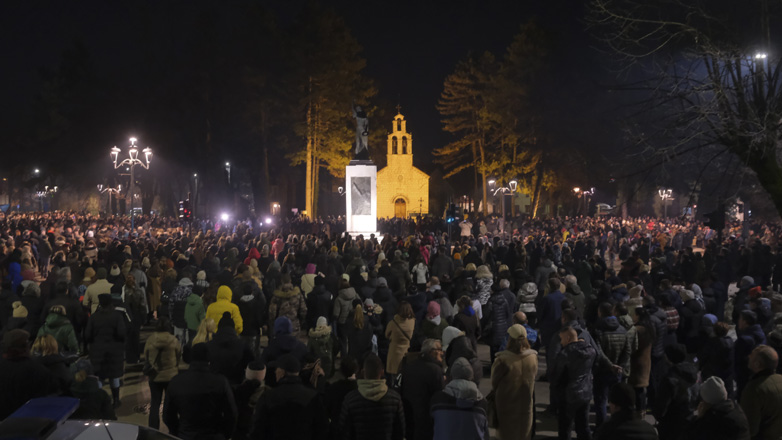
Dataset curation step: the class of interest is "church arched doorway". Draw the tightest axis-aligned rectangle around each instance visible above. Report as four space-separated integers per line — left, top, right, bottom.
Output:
394 198 407 218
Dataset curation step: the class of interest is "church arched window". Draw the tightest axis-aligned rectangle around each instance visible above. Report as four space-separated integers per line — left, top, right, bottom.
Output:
402 136 408 154
392 136 398 154
397 119 402 131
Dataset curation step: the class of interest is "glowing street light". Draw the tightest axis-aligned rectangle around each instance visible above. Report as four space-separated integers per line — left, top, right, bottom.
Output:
111 137 151 229
658 188 673 218
98 184 122 215
220 213 230 221
488 178 517 234
755 52 768 59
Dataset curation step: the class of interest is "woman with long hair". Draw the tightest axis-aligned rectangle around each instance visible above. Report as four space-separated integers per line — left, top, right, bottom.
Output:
191 317 217 346
31 334 73 391
491 324 538 440
384 301 415 376
628 307 656 415
143 317 181 429
346 304 373 362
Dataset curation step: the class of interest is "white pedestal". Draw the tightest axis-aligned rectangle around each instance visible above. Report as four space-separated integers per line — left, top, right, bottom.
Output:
346 161 378 237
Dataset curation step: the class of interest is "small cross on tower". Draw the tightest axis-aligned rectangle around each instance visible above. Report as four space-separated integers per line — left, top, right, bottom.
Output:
396 103 402 114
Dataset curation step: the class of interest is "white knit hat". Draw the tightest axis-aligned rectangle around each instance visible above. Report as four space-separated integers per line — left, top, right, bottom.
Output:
700 376 728 404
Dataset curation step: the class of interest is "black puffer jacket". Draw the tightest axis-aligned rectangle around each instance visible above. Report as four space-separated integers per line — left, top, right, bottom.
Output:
687 399 750 440
654 361 699 439
489 292 513 346
592 316 631 374
550 339 597 405
305 285 332 330
678 299 704 351
207 327 255 386
698 335 735 387
340 382 405 440
252 375 328 440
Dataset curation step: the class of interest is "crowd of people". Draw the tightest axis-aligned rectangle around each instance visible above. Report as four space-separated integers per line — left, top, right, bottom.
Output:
1 210 782 440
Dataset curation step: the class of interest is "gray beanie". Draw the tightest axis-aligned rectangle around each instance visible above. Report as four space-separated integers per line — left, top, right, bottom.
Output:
700 376 728 404
741 276 754 288
450 357 474 381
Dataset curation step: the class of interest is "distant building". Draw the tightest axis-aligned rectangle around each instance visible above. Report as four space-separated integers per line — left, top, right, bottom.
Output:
377 112 430 218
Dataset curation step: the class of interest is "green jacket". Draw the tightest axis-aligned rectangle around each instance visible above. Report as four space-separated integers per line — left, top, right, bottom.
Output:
740 370 782 440
184 294 206 331
38 313 79 353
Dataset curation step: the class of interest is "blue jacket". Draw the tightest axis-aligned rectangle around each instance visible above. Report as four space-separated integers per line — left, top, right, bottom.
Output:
431 385 489 440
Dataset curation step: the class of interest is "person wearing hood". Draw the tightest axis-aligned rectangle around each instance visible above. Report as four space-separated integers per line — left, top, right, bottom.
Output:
736 310 767 398
69 358 116 421
550 325 597 440
37 305 78 354
208 312 255 386
85 293 126 408
169 270 195 346
442 326 482 384
308 316 337 378
422 301 448 341
564 275 585 317
427 277 454 323
491 324 538 440
334 278 358 352
144 317 181 429
305 276 332 331
535 258 557 293
234 281 266 358
301 263 318 296
687 376 750 440
339 352 405 440
184 285 206 344
206 285 243 335
653 344 699 439
431 357 489 440
268 273 306 336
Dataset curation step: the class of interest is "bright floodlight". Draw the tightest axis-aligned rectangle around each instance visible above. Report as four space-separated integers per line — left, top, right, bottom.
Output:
34 169 40 174
265 217 272 224
573 187 580 193
193 173 198 177
220 213 229 221
488 179 496 185
225 162 230 166
259 221 263 226
755 53 768 59
129 137 137 143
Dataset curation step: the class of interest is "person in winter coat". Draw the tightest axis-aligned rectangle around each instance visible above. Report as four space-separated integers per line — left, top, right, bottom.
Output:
385 302 416 376
400 338 445 440
346 304 374 362
184 289 206 343
422 301 448 341
208 312 255 386
144 317 181 429
37 305 78 353
261 317 308 380
564 275 586 317
654 344 699 440
678 289 705 352
206 285 243 335
85 294 126 408
122 274 147 364
32 334 73 391
340 353 405 440
735 310 767 397
687 376 750 440
488 287 513 362
628 307 656 415
163 343 238 440
374 277 398 325
268 274 307 335
591 303 632 427
453 295 481 351
236 283 266 358
69 358 116 421
0 329 60 419
538 278 565 350
431 357 488 440
491 324 538 440
593 383 658 440
698 321 736 398
442 326 482 384
550 325 597 440
474 265 493 306
20 280 43 336
44 281 86 340
305 276 332 331
308 316 337 378
251 354 328 440
740 345 782 440
169 272 195 346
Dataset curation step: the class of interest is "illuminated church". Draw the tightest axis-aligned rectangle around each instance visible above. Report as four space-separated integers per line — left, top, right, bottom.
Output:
377 111 430 218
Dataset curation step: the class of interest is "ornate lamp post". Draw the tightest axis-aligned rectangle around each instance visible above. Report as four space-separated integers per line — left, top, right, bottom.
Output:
111 137 151 230
98 184 122 215
658 188 673 218
35 186 57 212
488 178 518 234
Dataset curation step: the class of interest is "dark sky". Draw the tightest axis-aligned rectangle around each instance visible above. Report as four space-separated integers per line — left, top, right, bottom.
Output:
1 0 602 173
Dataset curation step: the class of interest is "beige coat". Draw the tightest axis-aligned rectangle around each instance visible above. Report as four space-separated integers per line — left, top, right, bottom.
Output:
491 348 538 440
143 331 181 383
384 315 415 375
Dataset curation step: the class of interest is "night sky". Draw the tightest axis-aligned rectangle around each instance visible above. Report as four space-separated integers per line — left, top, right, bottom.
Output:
1 0 605 173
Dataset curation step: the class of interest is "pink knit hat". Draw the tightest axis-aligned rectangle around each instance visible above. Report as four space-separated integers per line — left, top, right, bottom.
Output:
306 263 317 275
426 301 441 320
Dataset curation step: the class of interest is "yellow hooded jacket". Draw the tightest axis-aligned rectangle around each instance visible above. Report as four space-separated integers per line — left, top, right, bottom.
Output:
205 286 243 334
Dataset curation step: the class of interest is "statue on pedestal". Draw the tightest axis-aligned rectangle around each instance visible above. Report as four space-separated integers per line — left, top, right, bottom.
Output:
352 100 370 161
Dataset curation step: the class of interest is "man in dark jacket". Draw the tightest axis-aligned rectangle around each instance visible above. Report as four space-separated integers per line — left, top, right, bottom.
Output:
252 354 328 440
594 383 658 440
169 271 195 346
687 376 750 440
550 326 597 440
400 338 445 440
305 276 332 331
740 345 782 440
488 286 513 362
340 353 405 440
208 313 255 386
324 357 359 440
163 343 238 440
539 278 565 350
373 277 397 327
735 310 767 397
236 283 266 358
0 329 60 419
591 302 631 427
653 344 698 440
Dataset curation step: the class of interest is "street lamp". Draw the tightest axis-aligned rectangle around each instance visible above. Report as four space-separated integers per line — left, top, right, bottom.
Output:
35 185 57 212
488 178 517 234
111 137 151 229
658 188 673 218
98 184 122 215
